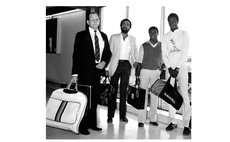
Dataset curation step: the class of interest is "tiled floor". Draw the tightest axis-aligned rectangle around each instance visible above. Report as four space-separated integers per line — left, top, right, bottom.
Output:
46 82 191 139
46 104 191 139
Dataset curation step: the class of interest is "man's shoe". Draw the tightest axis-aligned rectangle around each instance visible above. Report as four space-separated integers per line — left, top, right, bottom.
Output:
91 127 102 131
107 118 113 123
138 123 144 127
183 127 191 136
79 129 90 135
150 121 159 126
120 117 128 122
166 123 177 131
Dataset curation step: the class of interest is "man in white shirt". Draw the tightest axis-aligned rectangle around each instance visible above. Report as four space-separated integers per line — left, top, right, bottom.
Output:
107 19 138 123
162 13 191 135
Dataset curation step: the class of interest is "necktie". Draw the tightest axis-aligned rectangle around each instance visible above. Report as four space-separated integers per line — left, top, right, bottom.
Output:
94 30 100 62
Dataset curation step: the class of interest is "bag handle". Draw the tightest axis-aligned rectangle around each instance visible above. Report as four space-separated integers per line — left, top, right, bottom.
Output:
67 75 78 91
101 75 111 85
166 76 177 88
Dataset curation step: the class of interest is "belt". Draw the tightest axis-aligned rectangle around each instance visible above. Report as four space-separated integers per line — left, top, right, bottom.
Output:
118 60 128 63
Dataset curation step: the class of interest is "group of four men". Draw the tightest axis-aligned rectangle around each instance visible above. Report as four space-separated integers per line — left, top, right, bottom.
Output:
71 12 191 136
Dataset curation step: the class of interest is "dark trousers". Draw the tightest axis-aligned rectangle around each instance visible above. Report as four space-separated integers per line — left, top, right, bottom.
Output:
108 60 131 119
79 68 102 130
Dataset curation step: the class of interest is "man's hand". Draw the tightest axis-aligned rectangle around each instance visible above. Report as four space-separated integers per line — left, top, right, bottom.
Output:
160 63 165 72
168 67 179 78
133 62 138 68
70 75 78 83
135 62 142 77
168 67 174 76
173 67 179 78
96 61 106 69
136 77 141 86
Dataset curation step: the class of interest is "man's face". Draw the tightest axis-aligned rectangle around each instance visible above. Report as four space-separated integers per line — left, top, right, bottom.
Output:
87 13 100 30
149 29 158 40
121 20 131 33
168 17 178 31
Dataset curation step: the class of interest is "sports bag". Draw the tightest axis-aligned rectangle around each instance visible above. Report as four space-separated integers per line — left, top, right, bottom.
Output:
151 77 183 110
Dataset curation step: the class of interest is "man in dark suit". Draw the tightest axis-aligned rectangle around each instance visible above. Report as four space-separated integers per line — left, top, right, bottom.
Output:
71 12 111 135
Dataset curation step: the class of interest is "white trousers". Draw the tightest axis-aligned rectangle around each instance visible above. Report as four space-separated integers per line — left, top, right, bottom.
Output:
137 69 161 123
166 65 191 127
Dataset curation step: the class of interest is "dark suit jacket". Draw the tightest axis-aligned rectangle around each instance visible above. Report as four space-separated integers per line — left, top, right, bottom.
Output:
72 29 111 85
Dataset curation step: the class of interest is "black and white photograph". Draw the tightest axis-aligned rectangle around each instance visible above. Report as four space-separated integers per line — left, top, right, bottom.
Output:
45 4 193 139
1 0 230 142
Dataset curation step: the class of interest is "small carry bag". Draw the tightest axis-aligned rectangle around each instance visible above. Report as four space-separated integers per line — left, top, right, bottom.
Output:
127 77 146 109
150 77 183 110
46 77 88 134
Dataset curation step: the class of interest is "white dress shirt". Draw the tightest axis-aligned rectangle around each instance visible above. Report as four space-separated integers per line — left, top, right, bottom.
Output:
119 34 131 60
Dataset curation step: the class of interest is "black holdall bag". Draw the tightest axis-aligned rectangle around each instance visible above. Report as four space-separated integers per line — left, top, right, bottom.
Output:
127 77 146 110
99 76 114 106
151 76 183 110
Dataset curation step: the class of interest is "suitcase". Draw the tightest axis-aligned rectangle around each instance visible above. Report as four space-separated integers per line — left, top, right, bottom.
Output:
46 78 88 134
127 85 146 109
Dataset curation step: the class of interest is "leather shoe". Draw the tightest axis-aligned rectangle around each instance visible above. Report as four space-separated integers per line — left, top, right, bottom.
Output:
90 127 102 131
107 118 113 123
138 123 144 127
120 117 128 122
166 123 177 131
79 129 90 135
183 127 191 136
150 121 159 126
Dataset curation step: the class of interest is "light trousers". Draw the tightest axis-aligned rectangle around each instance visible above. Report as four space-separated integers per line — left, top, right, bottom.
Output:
138 69 161 123
166 65 191 127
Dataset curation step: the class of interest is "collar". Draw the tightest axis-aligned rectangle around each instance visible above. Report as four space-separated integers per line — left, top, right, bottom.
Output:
120 33 129 38
89 27 99 34
147 40 159 48
170 28 180 34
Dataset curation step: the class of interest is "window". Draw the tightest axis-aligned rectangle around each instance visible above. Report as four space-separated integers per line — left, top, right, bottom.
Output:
100 6 127 39
128 5 161 48
100 6 191 114
46 18 58 53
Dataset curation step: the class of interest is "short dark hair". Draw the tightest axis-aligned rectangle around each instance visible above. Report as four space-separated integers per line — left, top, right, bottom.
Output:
120 19 132 28
149 26 158 33
87 12 99 20
167 13 179 22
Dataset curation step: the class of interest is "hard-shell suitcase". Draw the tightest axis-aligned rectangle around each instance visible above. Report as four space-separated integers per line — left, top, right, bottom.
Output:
46 77 88 134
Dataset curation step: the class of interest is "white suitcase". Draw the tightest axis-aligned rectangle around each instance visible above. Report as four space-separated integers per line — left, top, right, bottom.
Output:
46 78 88 134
